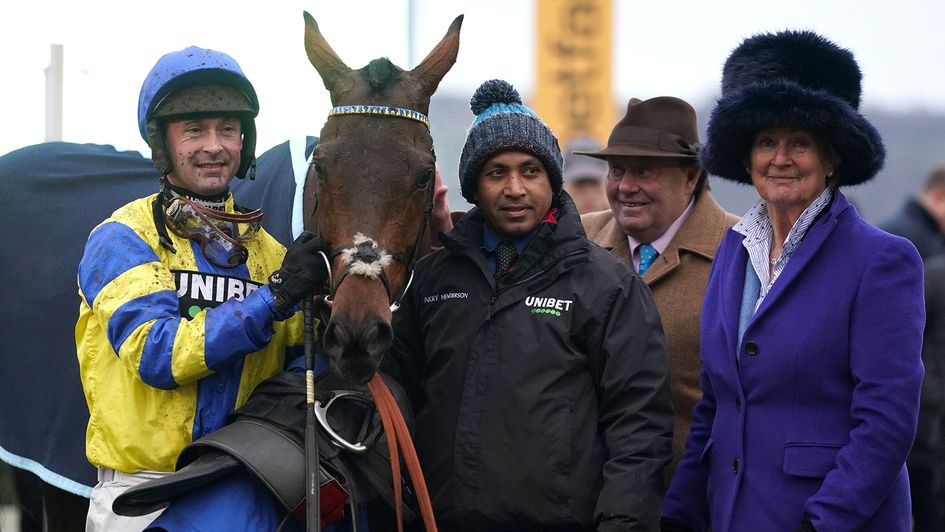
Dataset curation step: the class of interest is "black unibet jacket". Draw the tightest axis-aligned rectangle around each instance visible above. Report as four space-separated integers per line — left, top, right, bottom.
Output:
384 193 673 531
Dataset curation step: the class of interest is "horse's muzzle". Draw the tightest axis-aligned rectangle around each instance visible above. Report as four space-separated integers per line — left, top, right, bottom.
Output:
322 314 393 384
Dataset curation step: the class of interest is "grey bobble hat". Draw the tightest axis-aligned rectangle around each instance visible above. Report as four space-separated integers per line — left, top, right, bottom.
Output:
458 79 564 204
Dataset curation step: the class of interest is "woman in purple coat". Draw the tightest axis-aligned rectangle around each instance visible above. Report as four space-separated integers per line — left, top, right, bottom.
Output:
661 31 925 531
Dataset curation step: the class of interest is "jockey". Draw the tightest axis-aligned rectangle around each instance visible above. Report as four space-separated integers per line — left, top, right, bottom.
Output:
76 45 328 531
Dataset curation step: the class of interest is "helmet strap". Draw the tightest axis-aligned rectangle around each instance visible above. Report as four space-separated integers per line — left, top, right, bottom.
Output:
153 178 177 253
237 116 257 180
146 119 173 177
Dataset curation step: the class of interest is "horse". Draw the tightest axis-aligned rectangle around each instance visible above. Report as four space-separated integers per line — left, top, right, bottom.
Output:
301 11 462 384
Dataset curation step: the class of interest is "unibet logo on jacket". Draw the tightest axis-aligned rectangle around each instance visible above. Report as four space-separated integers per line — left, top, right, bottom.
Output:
525 295 573 317
175 270 261 318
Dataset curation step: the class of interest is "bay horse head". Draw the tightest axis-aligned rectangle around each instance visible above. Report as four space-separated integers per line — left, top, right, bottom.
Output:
303 12 462 383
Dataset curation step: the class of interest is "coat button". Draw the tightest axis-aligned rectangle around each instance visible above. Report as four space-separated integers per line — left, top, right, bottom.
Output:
744 341 758 356
732 459 740 474
735 398 742 412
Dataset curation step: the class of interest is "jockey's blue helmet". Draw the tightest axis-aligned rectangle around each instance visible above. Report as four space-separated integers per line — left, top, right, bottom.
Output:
137 46 259 179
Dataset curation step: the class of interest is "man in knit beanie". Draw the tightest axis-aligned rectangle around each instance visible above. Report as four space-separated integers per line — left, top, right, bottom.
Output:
384 79 673 530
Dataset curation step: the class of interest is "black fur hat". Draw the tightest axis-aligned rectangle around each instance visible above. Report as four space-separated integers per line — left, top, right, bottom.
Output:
701 30 885 186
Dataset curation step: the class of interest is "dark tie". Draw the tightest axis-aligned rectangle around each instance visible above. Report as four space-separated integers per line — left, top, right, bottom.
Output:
495 241 518 275
637 243 658 275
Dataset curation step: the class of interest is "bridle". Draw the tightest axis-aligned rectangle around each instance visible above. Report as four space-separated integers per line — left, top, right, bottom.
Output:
312 105 435 313
304 104 440 532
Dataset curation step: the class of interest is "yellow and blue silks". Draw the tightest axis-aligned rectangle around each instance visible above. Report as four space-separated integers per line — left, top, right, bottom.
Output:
76 193 303 473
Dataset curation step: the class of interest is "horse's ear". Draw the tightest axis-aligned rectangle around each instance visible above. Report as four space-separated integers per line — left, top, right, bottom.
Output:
410 14 463 98
303 11 351 93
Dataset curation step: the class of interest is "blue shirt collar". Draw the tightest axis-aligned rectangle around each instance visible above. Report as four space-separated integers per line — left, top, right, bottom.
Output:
482 224 536 254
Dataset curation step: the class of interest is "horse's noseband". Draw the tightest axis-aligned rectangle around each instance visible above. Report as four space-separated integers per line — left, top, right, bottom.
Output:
319 233 416 313
339 235 393 278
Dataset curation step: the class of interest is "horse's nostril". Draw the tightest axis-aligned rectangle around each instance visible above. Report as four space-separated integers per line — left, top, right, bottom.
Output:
323 321 348 353
364 319 393 354
323 316 392 383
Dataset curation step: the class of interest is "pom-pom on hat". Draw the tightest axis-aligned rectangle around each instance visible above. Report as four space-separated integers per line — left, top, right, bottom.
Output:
701 30 885 186
458 79 564 204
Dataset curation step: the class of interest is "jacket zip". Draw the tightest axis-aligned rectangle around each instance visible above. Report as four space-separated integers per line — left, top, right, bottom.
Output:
487 248 588 319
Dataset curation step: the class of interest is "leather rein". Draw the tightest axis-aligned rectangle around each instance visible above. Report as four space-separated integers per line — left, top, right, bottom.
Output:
307 104 438 532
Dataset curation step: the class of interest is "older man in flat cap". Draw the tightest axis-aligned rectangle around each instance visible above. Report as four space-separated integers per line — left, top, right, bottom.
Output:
579 96 738 475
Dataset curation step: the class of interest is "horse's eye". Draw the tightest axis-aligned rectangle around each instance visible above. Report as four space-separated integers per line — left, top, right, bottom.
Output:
310 160 326 183
417 169 434 191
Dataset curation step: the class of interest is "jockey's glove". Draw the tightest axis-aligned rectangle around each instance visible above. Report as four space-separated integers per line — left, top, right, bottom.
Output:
269 231 330 318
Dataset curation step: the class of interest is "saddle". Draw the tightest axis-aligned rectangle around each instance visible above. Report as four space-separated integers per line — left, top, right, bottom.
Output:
113 370 418 526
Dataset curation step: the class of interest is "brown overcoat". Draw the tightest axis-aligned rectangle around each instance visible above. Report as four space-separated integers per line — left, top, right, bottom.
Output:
581 191 738 473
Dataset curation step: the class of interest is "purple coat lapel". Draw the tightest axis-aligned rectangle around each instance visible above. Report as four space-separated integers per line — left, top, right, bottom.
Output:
717 233 746 365
750 193 848 326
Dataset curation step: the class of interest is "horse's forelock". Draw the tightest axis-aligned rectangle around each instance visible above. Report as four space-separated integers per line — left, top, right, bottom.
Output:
362 58 402 92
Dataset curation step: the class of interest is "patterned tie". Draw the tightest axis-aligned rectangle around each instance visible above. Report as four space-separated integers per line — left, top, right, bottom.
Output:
637 243 658 275
495 241 518 275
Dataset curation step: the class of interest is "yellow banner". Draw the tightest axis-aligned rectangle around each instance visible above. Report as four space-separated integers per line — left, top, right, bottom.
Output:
533 0 614 149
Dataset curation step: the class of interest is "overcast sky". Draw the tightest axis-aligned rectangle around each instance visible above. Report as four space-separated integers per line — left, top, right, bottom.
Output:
3 0 944 158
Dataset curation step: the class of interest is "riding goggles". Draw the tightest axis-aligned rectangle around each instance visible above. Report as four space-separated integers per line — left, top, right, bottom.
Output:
163 196 263 268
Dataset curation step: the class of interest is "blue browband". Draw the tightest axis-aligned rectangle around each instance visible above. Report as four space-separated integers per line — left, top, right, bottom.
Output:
328 105 430 128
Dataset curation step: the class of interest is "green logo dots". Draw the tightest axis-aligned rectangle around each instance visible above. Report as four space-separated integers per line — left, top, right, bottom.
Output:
188 305 210 318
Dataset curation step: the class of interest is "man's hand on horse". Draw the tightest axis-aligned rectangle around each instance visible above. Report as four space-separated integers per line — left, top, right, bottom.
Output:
269 231 330 317
432 165 454 234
